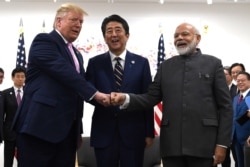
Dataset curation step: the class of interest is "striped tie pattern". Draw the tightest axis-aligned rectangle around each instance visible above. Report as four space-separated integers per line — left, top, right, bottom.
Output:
114 57 123 91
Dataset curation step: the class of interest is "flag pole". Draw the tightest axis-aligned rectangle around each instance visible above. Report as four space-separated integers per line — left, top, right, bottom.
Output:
42 19 46 33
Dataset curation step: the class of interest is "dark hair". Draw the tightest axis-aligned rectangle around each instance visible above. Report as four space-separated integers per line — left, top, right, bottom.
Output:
230 63 246 73
101 14 129 37
237 71 250 80
0 67 4 73
11 67 26 77
223 66 231 75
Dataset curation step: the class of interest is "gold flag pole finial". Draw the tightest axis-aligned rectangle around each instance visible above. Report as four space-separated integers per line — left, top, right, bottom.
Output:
42 19 46 33
19 18 23 34
159 22 163 34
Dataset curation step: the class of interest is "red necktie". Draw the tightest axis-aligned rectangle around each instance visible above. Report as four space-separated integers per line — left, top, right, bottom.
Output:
238 94 243 104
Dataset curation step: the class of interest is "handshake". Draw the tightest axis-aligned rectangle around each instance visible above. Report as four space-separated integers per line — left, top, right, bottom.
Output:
94 92 127 107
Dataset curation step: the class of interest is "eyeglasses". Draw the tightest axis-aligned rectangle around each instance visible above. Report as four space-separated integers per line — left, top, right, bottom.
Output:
236 79 248 83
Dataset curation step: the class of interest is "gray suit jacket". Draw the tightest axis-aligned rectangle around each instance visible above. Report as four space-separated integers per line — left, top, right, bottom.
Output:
127 49 233 158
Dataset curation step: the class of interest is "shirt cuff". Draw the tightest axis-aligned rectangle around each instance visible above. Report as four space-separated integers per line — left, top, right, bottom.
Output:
120 94 130 109
217 144 227 148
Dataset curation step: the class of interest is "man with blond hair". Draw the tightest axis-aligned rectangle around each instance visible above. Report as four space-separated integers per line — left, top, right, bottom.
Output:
12 3 110 167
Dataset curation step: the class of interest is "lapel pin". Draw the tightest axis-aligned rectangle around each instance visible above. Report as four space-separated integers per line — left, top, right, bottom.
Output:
131 60 135 64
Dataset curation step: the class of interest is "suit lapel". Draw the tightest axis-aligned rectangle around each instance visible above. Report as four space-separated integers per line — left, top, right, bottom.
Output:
9 87 18 106
121 52 136 90
50 30 79 72
103 53 117 89
236 92 250 117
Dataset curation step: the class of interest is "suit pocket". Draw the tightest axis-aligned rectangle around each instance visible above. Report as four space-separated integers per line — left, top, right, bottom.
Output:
202 118 218 127
33 94 57 107
161 118 169 127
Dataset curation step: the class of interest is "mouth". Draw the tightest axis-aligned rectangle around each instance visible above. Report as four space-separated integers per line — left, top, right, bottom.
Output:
176 41 187 48
72 29 79 35
111 38 119 44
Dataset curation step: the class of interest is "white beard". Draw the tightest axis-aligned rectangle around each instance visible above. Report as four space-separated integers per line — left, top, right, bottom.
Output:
176 39 197 55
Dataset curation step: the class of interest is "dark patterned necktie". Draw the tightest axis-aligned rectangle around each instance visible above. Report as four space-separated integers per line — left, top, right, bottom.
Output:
114 57 123 91
238 94 243 104
16 89 21 106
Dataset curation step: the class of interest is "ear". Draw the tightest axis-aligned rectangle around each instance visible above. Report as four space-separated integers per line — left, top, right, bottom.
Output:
196 34 201 44
126 33 130 39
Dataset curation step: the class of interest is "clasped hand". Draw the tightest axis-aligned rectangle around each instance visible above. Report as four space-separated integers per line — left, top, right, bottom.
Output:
94 92 126 107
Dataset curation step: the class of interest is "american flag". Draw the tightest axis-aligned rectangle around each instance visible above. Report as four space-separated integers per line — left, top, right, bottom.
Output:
154 33 165 136
16 18 27 69
157 34 165 68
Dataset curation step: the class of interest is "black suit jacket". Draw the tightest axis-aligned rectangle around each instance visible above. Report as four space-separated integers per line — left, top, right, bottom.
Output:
127 49 233 158
2 87 19 141
230 84 237 101
0 91 3 143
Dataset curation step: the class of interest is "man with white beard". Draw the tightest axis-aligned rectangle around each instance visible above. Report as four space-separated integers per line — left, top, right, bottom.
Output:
110 22 233 167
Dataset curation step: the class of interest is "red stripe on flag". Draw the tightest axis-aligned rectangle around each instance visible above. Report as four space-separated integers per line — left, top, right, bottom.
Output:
154 102 162 136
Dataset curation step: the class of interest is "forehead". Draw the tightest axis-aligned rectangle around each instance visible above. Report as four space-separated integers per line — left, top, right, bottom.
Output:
231 66 243 71
106 21 123 29
175 24 194 33
224 69 230 74
237 74 247 79
65 11 83 18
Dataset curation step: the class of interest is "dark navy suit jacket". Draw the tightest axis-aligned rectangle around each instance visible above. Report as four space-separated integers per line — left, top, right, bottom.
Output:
2 87 19 141
86 51 154 148
0 91 3 143
12 30 97 143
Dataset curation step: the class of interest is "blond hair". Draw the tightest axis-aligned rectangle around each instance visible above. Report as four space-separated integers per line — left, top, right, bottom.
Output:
53 3 88 29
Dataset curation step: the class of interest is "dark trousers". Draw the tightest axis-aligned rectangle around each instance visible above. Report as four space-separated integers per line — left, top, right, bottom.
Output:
231 143 238 167
221 147 231 167
4 140 16 167
94 128 144 167
16 124 77 167
162 156 214 167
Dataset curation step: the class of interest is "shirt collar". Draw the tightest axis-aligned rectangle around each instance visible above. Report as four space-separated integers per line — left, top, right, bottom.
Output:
55 29 68 44
110 50 127 62
241 88 250 98
13 86 23 93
